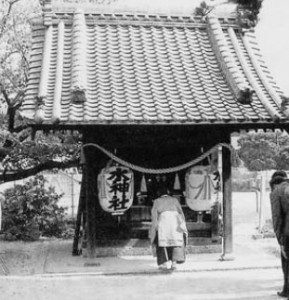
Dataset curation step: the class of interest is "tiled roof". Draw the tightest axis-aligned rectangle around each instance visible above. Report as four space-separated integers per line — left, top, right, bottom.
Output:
22 10 289 126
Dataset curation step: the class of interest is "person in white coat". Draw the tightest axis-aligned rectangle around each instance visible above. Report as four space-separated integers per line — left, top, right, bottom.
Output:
150 185 188 271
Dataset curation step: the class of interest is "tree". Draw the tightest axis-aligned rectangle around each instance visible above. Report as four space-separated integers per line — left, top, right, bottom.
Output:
1 174 66 240
0 0 83 182
237 131 289 172
195 0 263 28
0 0 39 130
234 0 263 28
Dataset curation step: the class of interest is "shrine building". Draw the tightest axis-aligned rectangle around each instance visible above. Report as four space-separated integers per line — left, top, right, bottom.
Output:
22 0 289 258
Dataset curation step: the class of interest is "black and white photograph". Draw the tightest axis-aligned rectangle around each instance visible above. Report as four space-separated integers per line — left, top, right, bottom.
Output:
1 0 289 299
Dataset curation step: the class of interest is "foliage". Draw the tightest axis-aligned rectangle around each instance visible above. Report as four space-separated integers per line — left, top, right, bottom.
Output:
194 1 212 18
0 174 67 240
0 130 82 181
61 227 75 240
0 0 40 125
0 1 82 183
237 131 289 172
235 0 262 10
234 0 263 28
194 0 263 28
232 168 259 192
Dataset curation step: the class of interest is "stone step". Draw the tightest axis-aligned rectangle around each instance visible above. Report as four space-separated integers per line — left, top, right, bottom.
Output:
82 238 222 257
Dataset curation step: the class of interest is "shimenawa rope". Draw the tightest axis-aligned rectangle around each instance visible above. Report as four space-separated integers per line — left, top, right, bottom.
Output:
82 143 237 174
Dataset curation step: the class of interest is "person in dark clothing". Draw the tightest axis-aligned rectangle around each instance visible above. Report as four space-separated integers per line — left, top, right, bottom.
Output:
270 171 289 298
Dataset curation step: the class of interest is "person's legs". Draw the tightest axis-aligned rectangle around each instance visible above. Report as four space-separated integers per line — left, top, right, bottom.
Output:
157 246 182 270
277 253 288 297
155 237 170 268
156 247 169 266
166 246 173 262
281 236 289 298
171 245 186 270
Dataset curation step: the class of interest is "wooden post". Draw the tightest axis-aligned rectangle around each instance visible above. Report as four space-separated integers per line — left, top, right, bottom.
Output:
220 143 234 260
258 171 266 234
211 146 222 243
71 173 75 219
72 177 85 256
83 147 97 258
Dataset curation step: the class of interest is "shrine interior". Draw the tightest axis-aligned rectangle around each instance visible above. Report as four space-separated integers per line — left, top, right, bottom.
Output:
82 125 224 245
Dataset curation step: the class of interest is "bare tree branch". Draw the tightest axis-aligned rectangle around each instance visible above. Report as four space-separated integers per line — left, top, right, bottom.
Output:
12 14 29 69
0 0 21 38
0 50 19 65
0 83 11 106
1 68 20 91
0 158 80 182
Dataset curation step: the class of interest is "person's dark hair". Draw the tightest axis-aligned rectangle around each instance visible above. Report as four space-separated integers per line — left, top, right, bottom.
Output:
270 171 288 190
155 185 170 198
271 170 287 179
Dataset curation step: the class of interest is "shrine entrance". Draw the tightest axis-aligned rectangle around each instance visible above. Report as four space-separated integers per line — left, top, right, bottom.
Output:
73 125 233 257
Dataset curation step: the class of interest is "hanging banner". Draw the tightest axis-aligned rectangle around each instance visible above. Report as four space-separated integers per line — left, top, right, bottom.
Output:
185 165 220 211
97 166 134 215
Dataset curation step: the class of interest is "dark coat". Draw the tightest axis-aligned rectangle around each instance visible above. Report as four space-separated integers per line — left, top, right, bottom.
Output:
270 180 289 245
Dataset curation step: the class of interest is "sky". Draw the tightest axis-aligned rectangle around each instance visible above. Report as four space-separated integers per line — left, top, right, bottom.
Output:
255 0 289 95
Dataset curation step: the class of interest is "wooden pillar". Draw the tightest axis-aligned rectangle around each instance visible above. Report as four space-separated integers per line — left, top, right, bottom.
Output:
83 147 97 258
72 177 85 256
220 141 234 260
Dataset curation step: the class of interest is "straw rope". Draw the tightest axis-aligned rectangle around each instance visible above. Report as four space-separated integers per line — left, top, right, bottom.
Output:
82 143 237 174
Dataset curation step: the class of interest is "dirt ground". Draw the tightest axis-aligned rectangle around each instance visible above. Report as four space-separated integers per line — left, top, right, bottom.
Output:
0 192 284 300
0 230 280 276
0 268 283 300
0 192 281 276
0 237 61 275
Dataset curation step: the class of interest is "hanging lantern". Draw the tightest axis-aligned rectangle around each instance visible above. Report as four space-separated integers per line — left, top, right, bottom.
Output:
185 165 220 211
97 165 134 215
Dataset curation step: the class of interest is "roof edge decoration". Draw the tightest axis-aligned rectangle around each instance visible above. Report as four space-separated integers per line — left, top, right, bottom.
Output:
207 14 254 106
241 31 289 118
34 24 52 123
226 27 281 120
52 20 64 124
70 11 87 105
43 0 53 26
